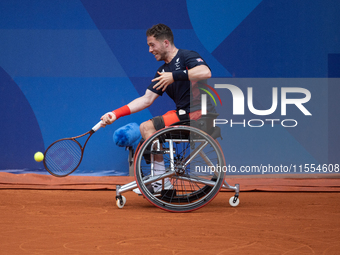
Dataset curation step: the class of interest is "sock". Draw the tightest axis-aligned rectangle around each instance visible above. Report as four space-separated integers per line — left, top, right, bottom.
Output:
153 160 165 175
153 160 170 185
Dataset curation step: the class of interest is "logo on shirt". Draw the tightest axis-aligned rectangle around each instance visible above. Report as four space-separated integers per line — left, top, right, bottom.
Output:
175 58 181 70
196 58 204 62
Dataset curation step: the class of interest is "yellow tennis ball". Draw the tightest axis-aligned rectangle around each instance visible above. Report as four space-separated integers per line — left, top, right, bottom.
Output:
34 152 44 162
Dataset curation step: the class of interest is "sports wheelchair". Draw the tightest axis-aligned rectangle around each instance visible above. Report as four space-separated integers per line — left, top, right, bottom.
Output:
115 113 240 212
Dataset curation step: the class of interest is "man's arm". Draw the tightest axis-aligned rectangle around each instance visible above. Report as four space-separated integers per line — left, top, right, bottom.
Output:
188 65 211 81
101 89 159 126
152 65 211 92
128 89 159 113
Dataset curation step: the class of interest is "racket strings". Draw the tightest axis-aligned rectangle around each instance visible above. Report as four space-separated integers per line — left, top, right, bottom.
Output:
45 139 82 175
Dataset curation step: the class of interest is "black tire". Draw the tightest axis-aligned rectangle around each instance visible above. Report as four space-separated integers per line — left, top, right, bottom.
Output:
134 126 225 212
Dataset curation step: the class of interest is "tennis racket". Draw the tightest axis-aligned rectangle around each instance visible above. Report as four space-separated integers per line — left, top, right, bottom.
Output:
43 121 103 177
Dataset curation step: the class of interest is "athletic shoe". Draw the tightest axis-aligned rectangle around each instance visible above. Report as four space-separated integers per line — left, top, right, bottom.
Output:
133 180 173 195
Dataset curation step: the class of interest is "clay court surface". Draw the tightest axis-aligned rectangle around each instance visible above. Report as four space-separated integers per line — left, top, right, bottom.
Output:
1 190 339 255
0 173 339 255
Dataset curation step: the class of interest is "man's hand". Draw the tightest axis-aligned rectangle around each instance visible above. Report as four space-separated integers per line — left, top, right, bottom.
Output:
152 71 174 92
100 112 116 127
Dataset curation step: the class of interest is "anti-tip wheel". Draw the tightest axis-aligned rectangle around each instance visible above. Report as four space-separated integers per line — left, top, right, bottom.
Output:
229 196 240 207
116 196 126 209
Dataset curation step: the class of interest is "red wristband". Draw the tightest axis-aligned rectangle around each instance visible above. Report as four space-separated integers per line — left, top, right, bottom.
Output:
112 105 131 119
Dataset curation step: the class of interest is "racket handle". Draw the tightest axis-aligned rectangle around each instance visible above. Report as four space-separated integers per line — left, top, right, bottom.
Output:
92 120 103 132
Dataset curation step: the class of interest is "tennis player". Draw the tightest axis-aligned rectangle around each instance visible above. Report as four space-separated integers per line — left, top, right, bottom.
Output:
101 24 215 194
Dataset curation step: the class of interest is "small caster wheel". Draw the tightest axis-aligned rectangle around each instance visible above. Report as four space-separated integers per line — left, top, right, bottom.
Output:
116 195 126 209
229 196 239 207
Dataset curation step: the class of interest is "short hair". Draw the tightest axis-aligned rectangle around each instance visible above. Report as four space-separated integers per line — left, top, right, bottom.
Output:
146 24 174 45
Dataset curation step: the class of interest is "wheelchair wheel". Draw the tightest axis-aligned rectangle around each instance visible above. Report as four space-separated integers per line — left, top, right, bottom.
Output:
134 126 225 212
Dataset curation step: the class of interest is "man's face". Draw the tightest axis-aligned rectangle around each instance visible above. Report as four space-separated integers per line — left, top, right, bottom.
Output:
147 36 167 62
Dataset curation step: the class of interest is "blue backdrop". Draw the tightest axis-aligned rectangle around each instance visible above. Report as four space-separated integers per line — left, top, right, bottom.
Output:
0 0 339 176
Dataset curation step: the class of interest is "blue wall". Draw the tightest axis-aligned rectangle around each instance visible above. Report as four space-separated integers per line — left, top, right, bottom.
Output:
0 0 339 175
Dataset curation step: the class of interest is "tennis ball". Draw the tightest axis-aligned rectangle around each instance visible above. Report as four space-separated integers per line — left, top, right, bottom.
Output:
34 152 44 162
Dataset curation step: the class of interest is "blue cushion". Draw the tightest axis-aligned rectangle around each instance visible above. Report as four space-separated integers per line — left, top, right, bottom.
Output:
113 122 141 149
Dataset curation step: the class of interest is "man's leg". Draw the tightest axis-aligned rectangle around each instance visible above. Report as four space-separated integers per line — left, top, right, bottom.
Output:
132 120 166 194
140 119 163 161
133 112 179 194
140 120 156 141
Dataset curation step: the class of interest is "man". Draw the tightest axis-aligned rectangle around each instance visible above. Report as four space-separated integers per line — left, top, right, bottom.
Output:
100 24 214 194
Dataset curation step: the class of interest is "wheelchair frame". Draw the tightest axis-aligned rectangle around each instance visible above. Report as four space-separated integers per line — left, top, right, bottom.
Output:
114 118 240 212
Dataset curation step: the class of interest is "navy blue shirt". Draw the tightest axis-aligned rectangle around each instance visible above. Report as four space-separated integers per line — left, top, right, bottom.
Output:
147 49 215 113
